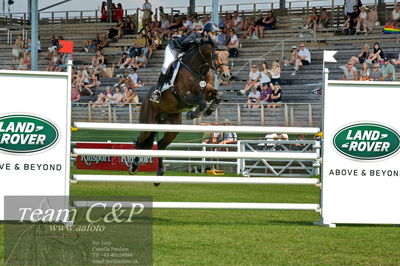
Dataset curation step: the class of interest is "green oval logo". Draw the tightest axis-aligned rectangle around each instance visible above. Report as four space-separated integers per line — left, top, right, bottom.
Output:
333 123 400 160
0 114 59 154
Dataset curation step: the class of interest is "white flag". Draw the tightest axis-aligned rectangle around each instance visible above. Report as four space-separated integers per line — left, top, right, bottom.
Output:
323 50 337 63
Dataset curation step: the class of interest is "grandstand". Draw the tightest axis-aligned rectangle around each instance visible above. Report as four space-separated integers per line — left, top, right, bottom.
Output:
0 1 399 127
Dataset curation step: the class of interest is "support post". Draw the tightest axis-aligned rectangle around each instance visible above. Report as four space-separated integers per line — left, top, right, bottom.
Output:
31 0 38 71
212 0 219 25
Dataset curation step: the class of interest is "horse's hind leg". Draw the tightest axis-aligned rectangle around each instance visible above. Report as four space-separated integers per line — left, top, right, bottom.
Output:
130 131 156 174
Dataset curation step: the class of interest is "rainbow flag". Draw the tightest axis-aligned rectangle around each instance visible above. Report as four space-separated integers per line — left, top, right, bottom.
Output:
384 25 400 34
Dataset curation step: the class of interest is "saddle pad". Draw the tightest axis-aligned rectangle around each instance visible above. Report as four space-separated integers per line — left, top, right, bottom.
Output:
161 60 181 92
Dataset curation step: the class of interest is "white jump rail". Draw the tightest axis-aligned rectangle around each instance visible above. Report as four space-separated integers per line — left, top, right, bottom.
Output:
74 122 321 135
73 148 319 160
72 175 320 185
73 201 320 212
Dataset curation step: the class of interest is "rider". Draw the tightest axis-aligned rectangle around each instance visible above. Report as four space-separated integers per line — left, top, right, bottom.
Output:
150 22 219 103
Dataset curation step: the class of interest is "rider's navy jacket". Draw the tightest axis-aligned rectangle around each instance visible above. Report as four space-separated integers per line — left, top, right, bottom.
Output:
168 32 203 53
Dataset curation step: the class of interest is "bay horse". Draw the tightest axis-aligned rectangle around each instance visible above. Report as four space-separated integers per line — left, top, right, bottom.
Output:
129 38 230 177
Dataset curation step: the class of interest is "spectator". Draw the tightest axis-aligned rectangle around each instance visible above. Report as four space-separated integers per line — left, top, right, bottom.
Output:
140 0 152 30
128 68 139 84
284 46 299 68
90 50 106 69
26 37 41 53
108 86 124 104
192 15 203 31
46 51 61 71
356 6 370 34
270 84 282 107
259 85 273 105
250 12 264 39
387 3 400 28
242 16 257 39
113 3 123 22
247 86 261 108
145 31 155 58
125 16 136 34
379 58 396 81
104 86 113 103
319 8 330 28
180 16 193 32
71 86 81 104
242 15 255 34
269 61 281 86
224 13 234 32
119 33 146 69
216 28 228 45
219 119 237 145
368 42 384 63
391 53 400 65
369 63 381 81
261 11 276 34
122 88 140 104
367 6 378 32
359 62 371 81
117 52 128 68
100 1 107 22
349 44 370 65
292 43 311 75
81 34 101 53
18 50 31 70
227 29 239 58
83 73 101 95
55 52 71 72
304 7 319 29
344 0 359 16
232 11 243 32
342 61 358 80
136 53 148 68
47 35 59 59
258 62 274 90
241 64 260 95
91 92 106 108
343 6 359 35
12 34 25 61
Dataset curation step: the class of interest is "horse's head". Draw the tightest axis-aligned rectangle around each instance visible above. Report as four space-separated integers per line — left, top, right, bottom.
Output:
212 46 230 82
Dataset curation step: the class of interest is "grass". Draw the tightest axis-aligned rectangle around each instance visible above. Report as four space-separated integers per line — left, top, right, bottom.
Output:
1 130 399 265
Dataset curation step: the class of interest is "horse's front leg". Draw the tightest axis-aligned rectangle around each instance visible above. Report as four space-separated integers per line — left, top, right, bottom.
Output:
204 91 223 117
184 93 207 120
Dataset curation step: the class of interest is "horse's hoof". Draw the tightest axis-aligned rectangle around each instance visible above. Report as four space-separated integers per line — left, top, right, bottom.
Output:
157 168 164 176
153 183 161 187
186 111 194 120
129 163 138 175
203 109 213 117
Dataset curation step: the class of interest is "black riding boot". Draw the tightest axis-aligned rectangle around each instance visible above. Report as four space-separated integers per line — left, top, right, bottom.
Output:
150 72 167 103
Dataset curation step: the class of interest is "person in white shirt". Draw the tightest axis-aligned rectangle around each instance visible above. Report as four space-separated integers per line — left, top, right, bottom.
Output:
128 68 139 84
192 15 204 31
180 16 194 31
241 65 260 95
293 43 311 75
232 11 243 32
247 86 261 108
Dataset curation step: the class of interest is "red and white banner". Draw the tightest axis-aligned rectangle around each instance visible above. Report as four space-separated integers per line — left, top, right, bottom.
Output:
76 143 158 172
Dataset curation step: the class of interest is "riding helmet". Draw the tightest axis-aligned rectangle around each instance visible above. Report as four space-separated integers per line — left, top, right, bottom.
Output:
203 22 219 33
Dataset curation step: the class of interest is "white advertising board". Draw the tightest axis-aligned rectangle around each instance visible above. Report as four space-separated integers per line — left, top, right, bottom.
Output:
322 80 400 225
0 69 71 220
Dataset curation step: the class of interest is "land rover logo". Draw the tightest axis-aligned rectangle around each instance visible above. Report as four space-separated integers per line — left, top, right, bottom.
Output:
333 123 400 160
0 114 59 154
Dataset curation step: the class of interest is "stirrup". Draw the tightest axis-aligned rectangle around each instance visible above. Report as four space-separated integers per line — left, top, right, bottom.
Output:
150 90 161 103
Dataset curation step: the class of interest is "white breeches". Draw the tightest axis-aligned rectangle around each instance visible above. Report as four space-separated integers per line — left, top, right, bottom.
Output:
161 45 178 74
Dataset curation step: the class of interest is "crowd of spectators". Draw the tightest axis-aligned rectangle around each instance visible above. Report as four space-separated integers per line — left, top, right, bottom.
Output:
342 4 378 35
342 42 397 81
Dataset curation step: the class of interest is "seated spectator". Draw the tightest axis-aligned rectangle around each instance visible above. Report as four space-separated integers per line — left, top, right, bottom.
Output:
119 33 147 69
259 85 273 105
46 51 61 71
260 11 276 37
216 27 228 45
359 62 371 81
342 62 358 80
47 35 59 59
25 37 41 53
369 63 381 81
71 86 81 104
258 62 274 90
81 34 101 53
342 6 359 35
292 43 311 75
125 16 136 34
253 12 265 39
12 34 25 61
90 50 106 69
192 15 203 31
122 88 140 104
284 46 299 67
270 85 282 108
367 6 378 32
305 7 319 29
349 44 370 65
117 52 128 68
241 65 261 95
104 86 113 103
319 8 330 28
227 29 239 58
368 42 384 63
379 58 396 81
153 31 162 50
54 52 71 72
224 13 234 32
128 68 139 84
356 6 370 34
91 92 106 108
145 31 155 59
18 50 31 70
219 119 237 145
391 53 400 65
180 16 193 32
269 61 281 86
232 11 243 32
242 15 255 35
136 53 148 68
83 73 101 96
247 86 261 108
108 86 124 104
387 3 400 28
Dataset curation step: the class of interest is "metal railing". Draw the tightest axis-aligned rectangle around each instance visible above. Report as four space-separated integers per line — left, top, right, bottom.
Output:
71 102 322 127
